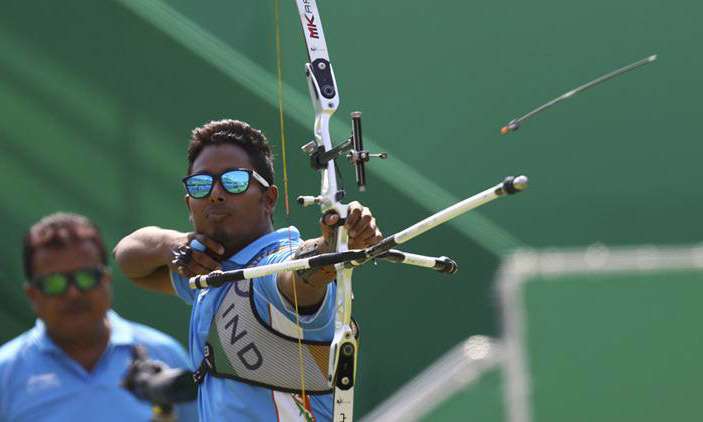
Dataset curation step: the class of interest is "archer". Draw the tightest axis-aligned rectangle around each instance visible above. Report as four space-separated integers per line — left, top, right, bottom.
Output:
114 119 382 421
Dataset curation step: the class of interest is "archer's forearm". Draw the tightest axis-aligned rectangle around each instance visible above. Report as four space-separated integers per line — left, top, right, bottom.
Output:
113 226 184 279
275 237 337 308
293 236 338 287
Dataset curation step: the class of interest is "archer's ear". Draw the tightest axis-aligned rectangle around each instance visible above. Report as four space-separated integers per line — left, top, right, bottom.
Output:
264 185 279 214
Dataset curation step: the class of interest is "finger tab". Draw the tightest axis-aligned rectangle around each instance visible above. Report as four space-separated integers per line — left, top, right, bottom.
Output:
189 239 207 252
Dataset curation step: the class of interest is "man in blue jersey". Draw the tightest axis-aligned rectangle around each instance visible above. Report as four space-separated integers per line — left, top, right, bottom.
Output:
114 119 382 421
0 212 197 421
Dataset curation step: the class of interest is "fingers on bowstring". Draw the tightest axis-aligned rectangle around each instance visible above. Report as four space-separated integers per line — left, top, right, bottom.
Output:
173 250 220 277
191 250 222 273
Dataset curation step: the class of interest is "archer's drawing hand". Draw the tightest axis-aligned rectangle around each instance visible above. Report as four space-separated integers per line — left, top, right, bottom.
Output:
321 201 383 250
169 233 225 277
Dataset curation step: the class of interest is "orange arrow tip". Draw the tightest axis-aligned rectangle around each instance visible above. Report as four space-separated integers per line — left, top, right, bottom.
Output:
500 126 509 135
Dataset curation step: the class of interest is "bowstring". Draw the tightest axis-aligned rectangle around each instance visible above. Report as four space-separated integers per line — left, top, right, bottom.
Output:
274 0 308 404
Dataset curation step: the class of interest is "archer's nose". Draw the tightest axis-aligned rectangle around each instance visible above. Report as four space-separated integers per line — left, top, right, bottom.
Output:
209 180 226 203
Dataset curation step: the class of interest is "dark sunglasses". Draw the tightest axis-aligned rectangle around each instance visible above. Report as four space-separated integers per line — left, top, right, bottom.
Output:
31 267 105 296
182 168 270 199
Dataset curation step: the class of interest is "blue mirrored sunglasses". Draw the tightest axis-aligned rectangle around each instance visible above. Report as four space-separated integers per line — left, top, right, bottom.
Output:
182 168 270 199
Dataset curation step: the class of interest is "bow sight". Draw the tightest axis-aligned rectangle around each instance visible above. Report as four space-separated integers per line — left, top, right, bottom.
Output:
299 111 387 206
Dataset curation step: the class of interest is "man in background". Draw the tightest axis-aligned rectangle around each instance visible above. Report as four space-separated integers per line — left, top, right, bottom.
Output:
0 212 197 421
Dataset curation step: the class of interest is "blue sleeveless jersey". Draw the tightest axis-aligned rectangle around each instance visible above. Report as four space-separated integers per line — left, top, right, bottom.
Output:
171 227 336 421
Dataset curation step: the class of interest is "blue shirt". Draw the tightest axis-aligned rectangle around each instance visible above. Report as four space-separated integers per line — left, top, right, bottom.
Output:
0 310 198 422
170 227 336 421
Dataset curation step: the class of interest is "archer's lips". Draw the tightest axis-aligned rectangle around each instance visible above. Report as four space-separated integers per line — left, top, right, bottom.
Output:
206 207 233 219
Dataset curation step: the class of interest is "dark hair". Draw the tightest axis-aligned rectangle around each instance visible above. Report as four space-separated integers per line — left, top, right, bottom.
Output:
23 213 107 279
187 119 275 187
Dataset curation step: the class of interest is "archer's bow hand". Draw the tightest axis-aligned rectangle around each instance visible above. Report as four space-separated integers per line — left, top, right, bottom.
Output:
321 201 383 250
289 202 383 289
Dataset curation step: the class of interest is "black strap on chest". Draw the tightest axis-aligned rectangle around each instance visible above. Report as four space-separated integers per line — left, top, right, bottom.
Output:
192 343 214 385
